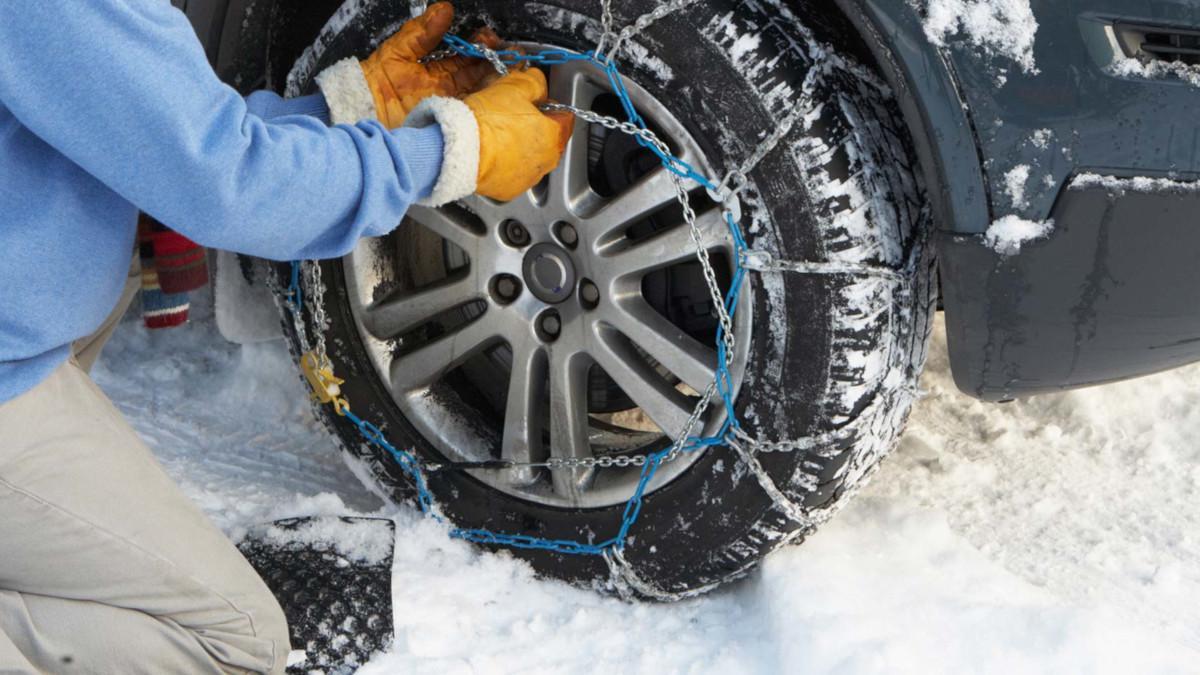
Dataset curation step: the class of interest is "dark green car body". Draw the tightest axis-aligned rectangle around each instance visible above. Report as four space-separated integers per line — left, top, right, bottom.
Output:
185 0 1200 401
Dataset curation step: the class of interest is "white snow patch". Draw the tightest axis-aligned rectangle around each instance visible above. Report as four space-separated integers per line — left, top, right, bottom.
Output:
254 517 394 566
1072 172 1200 194
729 32 763 65
984 214 1053 255
1111 55 1200 87
917 0 1040 74
94 297 1200 672
1003 164 1031 209
1029 128 1053 149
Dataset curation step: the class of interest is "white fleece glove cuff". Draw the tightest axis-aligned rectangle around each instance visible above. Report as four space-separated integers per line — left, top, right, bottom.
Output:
403 97 480 207
315 58 377 125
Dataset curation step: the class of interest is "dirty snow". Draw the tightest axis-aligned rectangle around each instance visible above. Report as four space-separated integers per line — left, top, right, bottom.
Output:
917 0 1039 74
93 293 1200 673
984 214 1053 255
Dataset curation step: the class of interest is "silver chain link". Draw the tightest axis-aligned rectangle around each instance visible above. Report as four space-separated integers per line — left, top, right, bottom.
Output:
715 98 808 202
472 42 510 77
594 0 618 59
539 103 669 155
742 250 909 282
306 262 330 364
596 0 703 63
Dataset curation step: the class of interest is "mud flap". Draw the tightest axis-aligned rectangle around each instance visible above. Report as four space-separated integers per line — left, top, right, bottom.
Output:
237 517 395 674
214 250 283 344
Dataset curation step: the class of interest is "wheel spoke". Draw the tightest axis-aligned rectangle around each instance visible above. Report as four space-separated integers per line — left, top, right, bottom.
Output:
547 59 605 117
343 42 750 509
590 328 694 439
547 63 601 211
407 204 483 252
585 166 682 246
361 273 481 340
607 207 730 278
547 347 593 498
389 313 504 391
456 193 509 226
501 338 547 486
607 299 717 394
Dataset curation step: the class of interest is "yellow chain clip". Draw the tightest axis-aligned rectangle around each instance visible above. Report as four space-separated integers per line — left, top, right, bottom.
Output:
300 351 350 416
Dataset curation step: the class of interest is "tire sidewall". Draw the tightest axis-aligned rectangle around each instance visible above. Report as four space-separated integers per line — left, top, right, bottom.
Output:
288 0 932 594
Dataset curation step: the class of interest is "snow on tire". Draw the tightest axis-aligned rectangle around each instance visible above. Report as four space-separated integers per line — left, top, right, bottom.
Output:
276 0 936 598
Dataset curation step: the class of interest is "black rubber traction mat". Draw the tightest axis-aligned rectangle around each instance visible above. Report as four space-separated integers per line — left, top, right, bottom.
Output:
237 516 395 674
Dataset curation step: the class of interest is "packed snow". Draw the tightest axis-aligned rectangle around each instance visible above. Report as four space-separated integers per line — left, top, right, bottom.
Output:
916 0 1039 74
984 214 1053 255
93 291 1200 673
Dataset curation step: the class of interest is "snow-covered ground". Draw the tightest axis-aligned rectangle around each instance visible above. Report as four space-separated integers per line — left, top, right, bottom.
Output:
94 292 1200 674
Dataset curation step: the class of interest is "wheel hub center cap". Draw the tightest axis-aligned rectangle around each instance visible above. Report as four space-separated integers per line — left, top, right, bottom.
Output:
522 242 577 304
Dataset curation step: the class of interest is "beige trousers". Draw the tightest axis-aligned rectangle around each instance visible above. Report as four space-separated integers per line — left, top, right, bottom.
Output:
0 258 290 674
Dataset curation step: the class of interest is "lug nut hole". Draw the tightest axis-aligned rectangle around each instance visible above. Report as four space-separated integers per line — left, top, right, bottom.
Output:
537 309 562 342
502 220 531 248
579 279 600 310
554 221 579 249
491 274 522 305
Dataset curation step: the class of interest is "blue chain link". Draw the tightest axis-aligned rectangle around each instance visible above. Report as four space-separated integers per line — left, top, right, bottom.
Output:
285 38 753 558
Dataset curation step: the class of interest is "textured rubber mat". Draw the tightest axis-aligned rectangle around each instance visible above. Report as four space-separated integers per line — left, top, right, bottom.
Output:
237 516 395 674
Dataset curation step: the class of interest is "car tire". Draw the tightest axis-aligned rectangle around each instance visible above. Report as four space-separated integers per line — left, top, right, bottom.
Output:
276 0 936 598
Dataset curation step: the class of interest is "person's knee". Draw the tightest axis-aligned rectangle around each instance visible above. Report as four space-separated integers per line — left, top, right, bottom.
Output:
195 578 291 674
235 587 291 675
259 598 291 674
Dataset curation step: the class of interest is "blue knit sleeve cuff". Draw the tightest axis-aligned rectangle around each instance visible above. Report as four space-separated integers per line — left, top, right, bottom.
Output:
278 93 332 124
395 125 446 201
245 91 332 124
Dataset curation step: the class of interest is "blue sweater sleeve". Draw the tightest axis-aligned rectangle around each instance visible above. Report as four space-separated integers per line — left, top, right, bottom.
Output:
0 1 443 261
246 92 333 126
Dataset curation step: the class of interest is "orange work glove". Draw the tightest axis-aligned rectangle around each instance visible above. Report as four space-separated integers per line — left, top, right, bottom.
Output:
402 63 574 205
316 2 501 127
463 69 574 202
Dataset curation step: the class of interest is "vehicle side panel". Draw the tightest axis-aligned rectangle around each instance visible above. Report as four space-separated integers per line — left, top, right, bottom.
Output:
839 0 1200 398
201 0 1200 400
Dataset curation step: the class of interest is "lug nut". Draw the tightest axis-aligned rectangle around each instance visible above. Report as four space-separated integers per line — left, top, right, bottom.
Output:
555 222 578 248
538 311 562 341
502 220 531 247
492 275 521 304
580 279 600 309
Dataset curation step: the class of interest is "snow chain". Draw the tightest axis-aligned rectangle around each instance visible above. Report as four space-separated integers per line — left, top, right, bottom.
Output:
277 0 921 600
